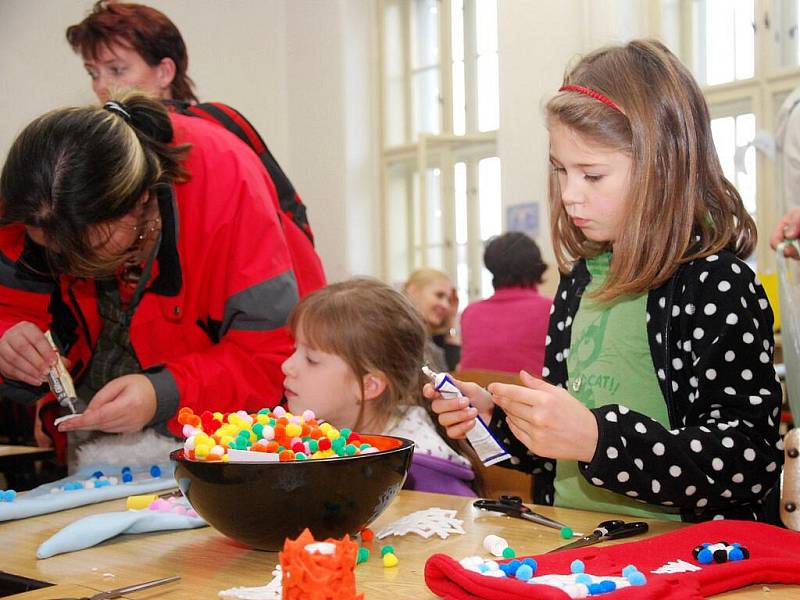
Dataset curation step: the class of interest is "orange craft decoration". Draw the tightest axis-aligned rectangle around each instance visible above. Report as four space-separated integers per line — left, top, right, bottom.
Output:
281 528 364 600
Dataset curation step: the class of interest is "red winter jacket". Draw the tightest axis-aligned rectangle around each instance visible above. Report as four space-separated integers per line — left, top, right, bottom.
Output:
0 113 325 448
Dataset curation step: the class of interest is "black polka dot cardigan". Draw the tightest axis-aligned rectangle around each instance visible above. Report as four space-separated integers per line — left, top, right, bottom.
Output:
488 250 784 522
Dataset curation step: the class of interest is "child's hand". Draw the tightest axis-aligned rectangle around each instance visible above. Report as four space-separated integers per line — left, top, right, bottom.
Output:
489 370 598 462
424 377 493 439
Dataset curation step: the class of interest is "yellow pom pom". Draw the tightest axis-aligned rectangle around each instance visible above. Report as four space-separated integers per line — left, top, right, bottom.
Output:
382 553 398 568
126 494 157 510
285 423 302 438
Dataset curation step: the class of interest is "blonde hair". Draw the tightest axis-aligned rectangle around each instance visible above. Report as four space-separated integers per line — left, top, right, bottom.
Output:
403 267 452 295
288 278 427 431
546 39 756 302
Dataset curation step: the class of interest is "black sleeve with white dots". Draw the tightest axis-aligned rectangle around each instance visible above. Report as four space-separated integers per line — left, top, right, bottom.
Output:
490 252 783 522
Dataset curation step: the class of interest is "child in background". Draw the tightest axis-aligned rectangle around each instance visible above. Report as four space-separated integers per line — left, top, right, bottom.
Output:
282 278 479 497
428 39 783 522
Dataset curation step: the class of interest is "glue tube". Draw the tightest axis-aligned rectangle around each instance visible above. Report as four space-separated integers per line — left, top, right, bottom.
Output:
422 366 510 467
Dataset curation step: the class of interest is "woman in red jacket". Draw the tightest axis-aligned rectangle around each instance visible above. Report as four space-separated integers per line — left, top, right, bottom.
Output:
0 92 317 461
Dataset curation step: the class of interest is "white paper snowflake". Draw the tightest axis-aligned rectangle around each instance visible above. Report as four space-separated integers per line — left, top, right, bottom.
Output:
219 566 282 599
376 507 465 539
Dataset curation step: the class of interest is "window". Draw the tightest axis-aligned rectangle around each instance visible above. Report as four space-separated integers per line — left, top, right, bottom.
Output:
380 0 500 302
660 0 800 273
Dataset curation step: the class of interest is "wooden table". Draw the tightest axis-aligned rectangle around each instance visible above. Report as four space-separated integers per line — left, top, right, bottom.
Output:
0 445 54 465
1 490 797 599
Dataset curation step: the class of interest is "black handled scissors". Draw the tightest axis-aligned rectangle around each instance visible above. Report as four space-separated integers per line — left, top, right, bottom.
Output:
548 519 648 553
473 495 579 534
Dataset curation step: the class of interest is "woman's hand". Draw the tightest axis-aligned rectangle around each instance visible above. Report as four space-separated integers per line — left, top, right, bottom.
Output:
489 370 598 462
0 322 59 386
770 207 800 258
58 374 157 433
424 376 493 439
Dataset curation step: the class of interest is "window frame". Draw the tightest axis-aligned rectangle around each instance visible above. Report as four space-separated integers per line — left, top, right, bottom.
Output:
378 0 500 300
660 0 800 272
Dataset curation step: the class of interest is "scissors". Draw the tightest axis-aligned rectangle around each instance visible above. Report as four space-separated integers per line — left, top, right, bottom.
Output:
55 575 180 600
548 519 648 553
473 495 581 535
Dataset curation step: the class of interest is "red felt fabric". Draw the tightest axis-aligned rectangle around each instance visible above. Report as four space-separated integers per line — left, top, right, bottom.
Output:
425 520 800 599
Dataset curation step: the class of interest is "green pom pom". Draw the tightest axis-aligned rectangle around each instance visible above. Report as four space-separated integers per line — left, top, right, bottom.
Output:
381 545 394 556
357 547 370 564
560 527 573 539
502 547 516 559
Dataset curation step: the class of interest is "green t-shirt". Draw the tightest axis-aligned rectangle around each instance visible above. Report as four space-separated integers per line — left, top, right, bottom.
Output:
555 253 681 520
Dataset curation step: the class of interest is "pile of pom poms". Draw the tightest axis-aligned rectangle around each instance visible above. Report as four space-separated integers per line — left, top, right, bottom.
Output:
47 466 162 493
0 489 16 502
179 406 378 462
692 541 750 564
353 528 399 569
459 555 647 597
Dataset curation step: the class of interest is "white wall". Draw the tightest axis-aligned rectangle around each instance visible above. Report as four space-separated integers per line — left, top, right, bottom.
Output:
284 0 380 279
497 0 651 297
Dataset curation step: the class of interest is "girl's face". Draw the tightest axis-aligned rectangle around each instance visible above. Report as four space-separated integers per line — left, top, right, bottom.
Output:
281 328 363 430
408 278 451 329
549 122 633 244
84 42 173 103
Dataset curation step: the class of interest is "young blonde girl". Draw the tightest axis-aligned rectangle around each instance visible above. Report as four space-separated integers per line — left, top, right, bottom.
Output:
430 39 782 522
282 278 479 497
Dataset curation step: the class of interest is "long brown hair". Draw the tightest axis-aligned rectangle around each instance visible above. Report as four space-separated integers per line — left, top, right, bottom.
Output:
288 278 484 493
547 39 756 302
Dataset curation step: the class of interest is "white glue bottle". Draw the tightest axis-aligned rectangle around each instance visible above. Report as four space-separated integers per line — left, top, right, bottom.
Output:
422 366 510 467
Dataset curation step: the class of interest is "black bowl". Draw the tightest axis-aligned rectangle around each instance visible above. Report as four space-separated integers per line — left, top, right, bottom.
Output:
171 434 413 550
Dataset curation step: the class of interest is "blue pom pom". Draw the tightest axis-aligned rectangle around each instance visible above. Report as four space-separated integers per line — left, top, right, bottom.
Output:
575 573 592 585
570 559 585 574
122 472 133 483
522 558 537 573
515 565 533 581
621 564 638 577
729 548 744 561
499 563 513 576
599 580 617 593
506 559 521 576
697 548 713 564
92 470 104 479
587 583 603 595
150 465 162 478
628 572 647 586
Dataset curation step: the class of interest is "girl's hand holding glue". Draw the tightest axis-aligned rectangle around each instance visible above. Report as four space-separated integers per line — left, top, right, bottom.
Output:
422 366 509 467
489 370 599 463
423 372 494 438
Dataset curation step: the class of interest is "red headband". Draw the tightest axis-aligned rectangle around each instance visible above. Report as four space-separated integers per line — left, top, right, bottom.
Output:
559 84 624 114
